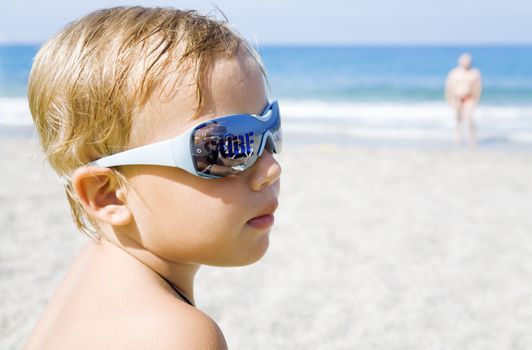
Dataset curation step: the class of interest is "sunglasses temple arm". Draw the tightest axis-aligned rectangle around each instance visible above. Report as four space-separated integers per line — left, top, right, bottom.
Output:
88 132 194 172
89 138 176 168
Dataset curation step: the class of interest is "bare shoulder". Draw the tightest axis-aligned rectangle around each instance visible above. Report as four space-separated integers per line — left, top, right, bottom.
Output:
446 67 459 80
129 305 228 350
161 307 227 350
24 295 227 350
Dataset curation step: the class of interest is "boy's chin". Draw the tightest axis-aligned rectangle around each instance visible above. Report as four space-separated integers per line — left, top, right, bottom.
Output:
210 234 270 267
239 233 271 266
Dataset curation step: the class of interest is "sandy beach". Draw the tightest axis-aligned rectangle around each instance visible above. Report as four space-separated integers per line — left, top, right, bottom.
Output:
2 137 532 349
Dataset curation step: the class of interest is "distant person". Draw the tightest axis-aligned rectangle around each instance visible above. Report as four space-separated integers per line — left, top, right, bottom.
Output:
445 53 482 147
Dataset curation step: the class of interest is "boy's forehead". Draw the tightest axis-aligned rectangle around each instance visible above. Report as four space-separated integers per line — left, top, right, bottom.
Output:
129 52 266 148
206 52 267 116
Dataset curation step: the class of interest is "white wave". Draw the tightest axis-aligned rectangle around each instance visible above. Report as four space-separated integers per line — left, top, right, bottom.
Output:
279 99 532 146
284 122 453 140
279 99 532 123
283 121 532 145
2 97 532 147
0 97 33 126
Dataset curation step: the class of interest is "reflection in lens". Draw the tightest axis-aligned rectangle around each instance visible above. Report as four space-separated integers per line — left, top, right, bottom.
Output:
192 122 260 177
191 102 281 178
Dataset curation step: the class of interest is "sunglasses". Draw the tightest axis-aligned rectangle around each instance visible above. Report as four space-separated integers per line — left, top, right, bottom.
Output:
89 100 281 179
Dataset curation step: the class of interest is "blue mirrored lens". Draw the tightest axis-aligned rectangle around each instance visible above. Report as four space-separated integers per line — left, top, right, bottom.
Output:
191 103 281 178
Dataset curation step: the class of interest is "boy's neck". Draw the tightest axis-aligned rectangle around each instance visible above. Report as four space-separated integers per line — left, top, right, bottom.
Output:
95 233 200 305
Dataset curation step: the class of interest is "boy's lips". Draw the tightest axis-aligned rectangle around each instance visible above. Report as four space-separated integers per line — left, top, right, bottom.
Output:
247 214 275 230
247 201 278 229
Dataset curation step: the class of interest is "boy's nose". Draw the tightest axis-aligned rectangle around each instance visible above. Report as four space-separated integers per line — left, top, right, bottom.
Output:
249 149 282 192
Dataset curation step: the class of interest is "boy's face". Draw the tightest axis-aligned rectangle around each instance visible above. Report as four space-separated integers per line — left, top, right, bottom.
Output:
117 51 281 267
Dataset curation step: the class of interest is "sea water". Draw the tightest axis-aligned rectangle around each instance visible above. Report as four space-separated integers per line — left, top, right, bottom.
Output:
1 45 531 149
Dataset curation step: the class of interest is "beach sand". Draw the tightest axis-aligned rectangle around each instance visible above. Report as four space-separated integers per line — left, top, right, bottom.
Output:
2 137 532 349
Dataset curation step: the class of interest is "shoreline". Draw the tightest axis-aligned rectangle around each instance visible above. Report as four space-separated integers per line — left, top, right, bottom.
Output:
3 97 532 151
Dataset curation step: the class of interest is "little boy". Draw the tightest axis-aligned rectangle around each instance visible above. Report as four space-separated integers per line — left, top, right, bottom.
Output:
24 6 281 349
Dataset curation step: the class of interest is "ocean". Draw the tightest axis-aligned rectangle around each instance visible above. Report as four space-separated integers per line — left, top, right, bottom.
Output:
1 45 532 149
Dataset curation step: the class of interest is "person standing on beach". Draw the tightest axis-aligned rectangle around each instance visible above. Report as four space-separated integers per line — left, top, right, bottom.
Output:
445 53 482 147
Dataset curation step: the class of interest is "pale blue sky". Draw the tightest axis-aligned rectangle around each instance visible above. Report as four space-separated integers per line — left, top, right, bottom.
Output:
1 0 531 45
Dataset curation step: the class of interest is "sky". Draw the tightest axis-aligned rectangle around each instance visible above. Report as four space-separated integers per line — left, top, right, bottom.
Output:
1 0 531 45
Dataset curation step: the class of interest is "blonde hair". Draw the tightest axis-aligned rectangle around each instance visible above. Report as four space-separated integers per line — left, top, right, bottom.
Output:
28 6 263 236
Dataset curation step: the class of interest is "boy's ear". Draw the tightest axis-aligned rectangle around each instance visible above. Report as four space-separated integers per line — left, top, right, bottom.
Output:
71 166 132 226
